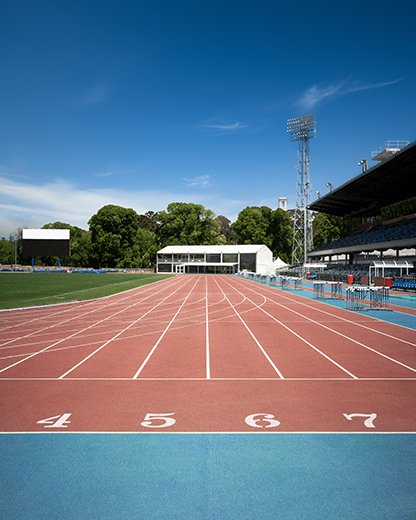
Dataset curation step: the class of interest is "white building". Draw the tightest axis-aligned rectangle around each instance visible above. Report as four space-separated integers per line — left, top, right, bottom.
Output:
156 244 273 274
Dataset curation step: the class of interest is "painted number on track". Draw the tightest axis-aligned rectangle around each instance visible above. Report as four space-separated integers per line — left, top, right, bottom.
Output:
245 413 281 429
343 413 377 429
140 413 176 429
37 413 72 429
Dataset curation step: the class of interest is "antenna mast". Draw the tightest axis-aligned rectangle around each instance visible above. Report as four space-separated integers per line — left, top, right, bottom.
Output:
287 114 316 265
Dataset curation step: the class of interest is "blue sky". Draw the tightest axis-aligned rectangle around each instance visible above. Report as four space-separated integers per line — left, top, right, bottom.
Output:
1 0 415 237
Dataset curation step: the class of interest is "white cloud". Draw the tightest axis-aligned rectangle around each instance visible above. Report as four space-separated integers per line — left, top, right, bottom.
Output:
297 78 402 110
197 121 249 135
0 174 246 236
183 175 211 188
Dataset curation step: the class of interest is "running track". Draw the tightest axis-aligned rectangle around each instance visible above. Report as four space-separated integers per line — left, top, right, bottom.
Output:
1 274 415 433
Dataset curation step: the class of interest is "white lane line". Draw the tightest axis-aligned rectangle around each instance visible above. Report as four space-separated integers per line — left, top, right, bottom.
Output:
132 277 201 379
213 277 284 379
232 278 416 374
59 277 194 379
0 276 189 376
221 277 358 379
0 274 176 334
243 277 416 338
1 376 415 381
0 276 184 349
206 277 211 380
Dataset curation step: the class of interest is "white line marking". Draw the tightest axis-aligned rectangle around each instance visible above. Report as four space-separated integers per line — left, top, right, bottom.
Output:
0 274 177 339
0 277 189 375
232 278 416 374
0 431 415 435
59 277 195 379
1 376 415 381
132 277 200 379
0 276 185 349
213 277 285 379
206 277 211 380
221 277 358 379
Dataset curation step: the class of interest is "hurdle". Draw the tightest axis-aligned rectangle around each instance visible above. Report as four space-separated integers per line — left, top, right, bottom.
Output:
313 280 342 300
345 286 389 311
313 281 325 299
327 281 343 299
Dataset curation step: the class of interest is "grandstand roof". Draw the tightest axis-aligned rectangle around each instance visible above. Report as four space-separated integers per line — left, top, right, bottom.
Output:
308 141 416 217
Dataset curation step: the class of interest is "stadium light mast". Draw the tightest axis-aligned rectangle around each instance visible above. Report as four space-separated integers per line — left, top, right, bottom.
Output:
287 114 316 265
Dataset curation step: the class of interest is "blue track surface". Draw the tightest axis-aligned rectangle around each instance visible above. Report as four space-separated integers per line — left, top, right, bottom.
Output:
1 434 415 519
240 276 416 330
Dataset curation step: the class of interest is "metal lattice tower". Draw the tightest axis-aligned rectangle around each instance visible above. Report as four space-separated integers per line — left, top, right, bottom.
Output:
287 115 316 265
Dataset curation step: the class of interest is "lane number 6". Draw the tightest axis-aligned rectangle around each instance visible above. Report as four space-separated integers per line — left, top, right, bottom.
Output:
245 413 281 429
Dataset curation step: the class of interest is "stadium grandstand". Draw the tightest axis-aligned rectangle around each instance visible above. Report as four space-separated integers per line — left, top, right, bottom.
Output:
307 141 416 288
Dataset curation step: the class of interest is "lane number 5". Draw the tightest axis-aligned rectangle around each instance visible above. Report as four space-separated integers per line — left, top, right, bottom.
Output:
140 413 176 429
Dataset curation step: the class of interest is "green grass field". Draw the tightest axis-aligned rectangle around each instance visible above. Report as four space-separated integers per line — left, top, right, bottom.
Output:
0 272 173 309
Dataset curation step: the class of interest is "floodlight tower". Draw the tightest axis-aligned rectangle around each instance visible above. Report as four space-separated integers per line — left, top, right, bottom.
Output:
287 114 316 265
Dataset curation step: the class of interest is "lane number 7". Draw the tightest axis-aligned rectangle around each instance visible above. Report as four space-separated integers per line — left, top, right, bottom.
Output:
343 413 377 429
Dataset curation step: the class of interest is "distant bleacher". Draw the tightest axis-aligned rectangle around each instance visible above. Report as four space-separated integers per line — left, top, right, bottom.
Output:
314 218 416 252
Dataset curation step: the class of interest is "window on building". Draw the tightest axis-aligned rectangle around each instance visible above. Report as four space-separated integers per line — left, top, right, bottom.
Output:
158 254 172 263
240 253 256 272
158 263 172 272
189 254 204 262
223 253 238 263
173 254 189 262
206 253 221 263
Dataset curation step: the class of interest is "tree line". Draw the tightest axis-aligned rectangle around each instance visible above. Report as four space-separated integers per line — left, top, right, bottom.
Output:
0 202 343 268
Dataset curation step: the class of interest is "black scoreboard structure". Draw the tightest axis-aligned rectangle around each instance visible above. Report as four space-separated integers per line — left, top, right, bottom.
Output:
22 229 70 267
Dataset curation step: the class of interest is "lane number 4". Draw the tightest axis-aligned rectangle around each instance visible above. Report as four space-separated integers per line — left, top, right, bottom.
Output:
343 413 377 429
37 413 72 429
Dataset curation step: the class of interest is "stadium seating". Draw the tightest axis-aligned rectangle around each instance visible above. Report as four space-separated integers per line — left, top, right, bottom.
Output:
315 219 416 251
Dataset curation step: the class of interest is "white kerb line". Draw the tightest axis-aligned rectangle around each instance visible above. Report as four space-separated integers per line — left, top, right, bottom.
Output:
132 277 200 379
206 276 211 379
0 276 189 376
58 277 194 379
0 274 183 349
213 277 284 379
221 276 358 379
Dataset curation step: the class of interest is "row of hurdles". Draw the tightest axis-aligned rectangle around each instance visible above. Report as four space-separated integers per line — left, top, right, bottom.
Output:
236 272 390 311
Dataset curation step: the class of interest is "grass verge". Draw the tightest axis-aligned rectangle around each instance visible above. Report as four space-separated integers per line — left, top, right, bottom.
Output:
0 272 174 309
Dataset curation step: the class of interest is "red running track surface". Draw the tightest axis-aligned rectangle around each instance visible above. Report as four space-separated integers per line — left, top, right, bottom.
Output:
0 274 415 433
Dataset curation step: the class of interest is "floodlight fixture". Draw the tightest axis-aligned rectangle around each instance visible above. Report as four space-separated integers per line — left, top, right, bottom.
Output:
316 191 321 199
358 159 368 172
326 182 333 192
287 115 316 142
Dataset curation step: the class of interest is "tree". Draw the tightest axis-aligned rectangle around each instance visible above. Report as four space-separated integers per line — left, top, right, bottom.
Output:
42 222 92 267
216 215 237 244
312 212 344 249
156 202 221 246
231 206 272 246
138 211 158 232
88 205 141 267
269 208 292 263
0 239 14 265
